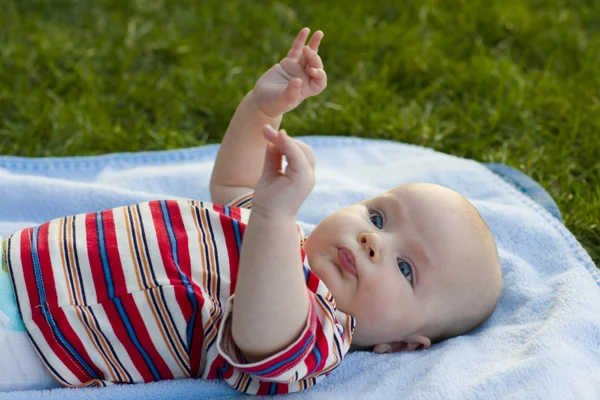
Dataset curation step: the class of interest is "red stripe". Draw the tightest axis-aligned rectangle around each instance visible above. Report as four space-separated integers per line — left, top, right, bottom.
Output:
205 354 227 380
149 201 192 314
165 201 208 376
306 269 321 294
165 201 192 280
86 213 108 303
214 204 243 293
99 209 158 382
18 229 41 325
25 224 97 383
150 200 207 375
182 284 206 377
310 317 330 375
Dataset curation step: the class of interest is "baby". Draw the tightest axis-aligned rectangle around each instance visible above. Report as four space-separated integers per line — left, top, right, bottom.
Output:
0 27 502 394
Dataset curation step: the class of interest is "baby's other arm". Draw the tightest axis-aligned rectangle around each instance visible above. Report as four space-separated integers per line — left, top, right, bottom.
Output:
210 27 326 205
232 125 315 361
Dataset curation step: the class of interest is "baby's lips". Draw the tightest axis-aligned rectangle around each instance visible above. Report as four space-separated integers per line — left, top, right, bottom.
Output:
338 248 358 277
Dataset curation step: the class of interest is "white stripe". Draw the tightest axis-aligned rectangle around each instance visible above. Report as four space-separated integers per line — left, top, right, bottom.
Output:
112 206 145 293
206 206 231 300
48 219 71 308
158 284 189 358
73 214 97 305
8 231 32 323
135 202 169 287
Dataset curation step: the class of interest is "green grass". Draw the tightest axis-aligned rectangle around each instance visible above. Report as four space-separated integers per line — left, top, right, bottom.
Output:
0 0 598 265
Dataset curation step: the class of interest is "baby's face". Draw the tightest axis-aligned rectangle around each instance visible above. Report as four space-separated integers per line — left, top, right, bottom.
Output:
303 183 499 350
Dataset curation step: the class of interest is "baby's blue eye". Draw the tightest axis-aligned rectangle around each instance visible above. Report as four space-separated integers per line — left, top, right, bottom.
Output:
398 260 413 282
369 211 383 229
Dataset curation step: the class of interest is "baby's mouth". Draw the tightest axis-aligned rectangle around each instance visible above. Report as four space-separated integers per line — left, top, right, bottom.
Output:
338 248 358 277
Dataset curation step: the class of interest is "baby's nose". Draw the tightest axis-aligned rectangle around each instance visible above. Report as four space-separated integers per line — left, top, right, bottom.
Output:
359 233 381 263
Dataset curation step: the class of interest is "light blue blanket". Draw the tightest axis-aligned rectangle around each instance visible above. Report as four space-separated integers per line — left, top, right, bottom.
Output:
1 137 599 400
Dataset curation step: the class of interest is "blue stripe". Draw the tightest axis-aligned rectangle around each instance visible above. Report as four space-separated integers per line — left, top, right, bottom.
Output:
309 346 322 376
303 265 310 282
96 212 115 299
96 212 161 381
30 227 100 380
223 206 243 255
217 360 228 380
269 382 277 395
253 332 314 376
160 201 198 350
113 297 161 380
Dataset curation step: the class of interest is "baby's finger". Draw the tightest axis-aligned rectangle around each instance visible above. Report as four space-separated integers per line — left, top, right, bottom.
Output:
309 67 325 79
265 128 311 176
283 78 302 105
262 141 283 176
261 126 283 174
307 30 323 52
302 46 324 69
295 140 316 171
286 27 310 60
309 69 327 92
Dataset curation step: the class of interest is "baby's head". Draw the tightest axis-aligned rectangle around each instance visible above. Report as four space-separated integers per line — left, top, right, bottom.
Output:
303 183 502 353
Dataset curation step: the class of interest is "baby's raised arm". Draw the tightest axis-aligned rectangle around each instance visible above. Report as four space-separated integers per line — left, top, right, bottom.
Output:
210 27 326 205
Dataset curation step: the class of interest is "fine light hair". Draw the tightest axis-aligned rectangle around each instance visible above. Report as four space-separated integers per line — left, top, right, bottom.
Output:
428 201 503 344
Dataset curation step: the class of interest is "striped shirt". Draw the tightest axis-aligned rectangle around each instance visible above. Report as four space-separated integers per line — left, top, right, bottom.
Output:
4 193 355 395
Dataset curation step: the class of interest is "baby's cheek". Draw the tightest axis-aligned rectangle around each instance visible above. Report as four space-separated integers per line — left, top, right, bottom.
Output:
361 277 395 309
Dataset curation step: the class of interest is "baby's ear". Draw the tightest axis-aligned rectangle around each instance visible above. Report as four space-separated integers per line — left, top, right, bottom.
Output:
373 335 431 354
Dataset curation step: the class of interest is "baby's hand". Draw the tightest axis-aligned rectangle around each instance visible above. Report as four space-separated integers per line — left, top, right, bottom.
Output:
251 27 327 118
252 124 315 220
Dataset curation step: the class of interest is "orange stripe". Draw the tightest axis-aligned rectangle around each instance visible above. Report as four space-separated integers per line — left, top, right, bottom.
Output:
198 210 218 299
123 207 145 291
58 220 75 306
345 315 353 346
131 205 156 290
188 201 209 291
230 192 253 208
66 217 83 305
